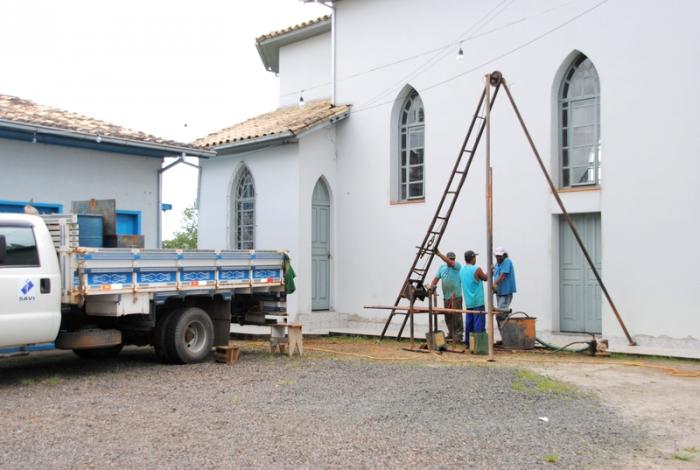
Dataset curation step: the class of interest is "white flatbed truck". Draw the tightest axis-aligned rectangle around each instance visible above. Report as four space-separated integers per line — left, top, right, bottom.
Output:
0 213 288 363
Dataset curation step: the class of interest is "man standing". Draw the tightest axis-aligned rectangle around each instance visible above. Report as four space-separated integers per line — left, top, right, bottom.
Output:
429 250 464 342
492 246 516 328
459 250 488 346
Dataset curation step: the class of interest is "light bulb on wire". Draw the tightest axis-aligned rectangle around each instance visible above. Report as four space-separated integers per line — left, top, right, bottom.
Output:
298 92 306 107
456 43 464 61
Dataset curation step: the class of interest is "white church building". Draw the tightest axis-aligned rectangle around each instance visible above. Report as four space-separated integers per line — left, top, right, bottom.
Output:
195 1 700 357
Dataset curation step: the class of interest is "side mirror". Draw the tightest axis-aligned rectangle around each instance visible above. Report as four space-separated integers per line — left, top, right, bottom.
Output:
0 234 6 264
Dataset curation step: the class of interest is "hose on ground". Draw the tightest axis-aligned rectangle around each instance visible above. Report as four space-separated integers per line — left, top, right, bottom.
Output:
535 337 591 353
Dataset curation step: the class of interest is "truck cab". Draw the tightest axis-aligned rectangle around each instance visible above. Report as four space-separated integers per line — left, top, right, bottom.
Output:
0 214 61 348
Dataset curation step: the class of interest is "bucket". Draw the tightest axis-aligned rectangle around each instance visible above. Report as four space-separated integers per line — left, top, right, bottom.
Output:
469 332 489 355
500 312 536 349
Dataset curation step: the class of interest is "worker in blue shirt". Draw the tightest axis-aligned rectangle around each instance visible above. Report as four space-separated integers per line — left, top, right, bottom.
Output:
428 250 464 342
493 246 516 328
460 250 488 346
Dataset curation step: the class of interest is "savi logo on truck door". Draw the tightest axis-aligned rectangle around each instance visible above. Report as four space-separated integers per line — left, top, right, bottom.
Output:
19 279 36 302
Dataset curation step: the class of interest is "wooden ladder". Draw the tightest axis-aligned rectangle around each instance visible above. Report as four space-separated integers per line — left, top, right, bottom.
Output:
380 77 503 340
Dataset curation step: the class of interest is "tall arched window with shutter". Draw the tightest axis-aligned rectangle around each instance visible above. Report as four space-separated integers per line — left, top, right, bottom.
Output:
233 166 255 249
559 54 601 187
399 89 425 200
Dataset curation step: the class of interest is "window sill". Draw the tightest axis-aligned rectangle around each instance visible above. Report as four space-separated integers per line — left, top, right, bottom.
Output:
557 185 600 194
390 198 425 206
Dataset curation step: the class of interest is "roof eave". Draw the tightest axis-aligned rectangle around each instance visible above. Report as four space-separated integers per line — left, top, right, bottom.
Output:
0 119 214 158
256 19 332 73
211 131 297 155
207 108 351 155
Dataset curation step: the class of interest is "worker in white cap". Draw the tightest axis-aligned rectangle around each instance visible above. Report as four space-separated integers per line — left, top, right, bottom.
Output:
493 246 516 328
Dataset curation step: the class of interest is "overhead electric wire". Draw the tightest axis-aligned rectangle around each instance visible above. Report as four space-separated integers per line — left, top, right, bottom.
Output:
349 0 609 116
278 0 589 101
360 0 516 110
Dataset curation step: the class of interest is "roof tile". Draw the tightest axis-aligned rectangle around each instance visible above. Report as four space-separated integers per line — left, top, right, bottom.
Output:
192 99 350 149
256 15 331 43
0 94 192 148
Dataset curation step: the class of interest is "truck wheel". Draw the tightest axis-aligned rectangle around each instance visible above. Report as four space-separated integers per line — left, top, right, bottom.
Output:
164 307 214 364
153 310 176 363
73 344 124 359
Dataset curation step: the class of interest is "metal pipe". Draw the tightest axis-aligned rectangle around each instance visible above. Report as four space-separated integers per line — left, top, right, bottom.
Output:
501 81 636 346
157 154 201 249
330 2 336 105
428 292 433 351
484 74 495 361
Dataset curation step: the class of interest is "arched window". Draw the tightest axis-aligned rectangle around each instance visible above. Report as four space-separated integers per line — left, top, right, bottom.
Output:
233 167 255 249
559 54 600 187
399 89 425 200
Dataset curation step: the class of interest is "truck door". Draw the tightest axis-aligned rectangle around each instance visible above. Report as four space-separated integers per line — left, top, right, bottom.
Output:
0 221 61 348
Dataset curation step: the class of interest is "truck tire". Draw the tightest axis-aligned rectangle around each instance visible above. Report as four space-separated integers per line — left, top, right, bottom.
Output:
153 310 176 363
73 344 124 359
164 307 214 364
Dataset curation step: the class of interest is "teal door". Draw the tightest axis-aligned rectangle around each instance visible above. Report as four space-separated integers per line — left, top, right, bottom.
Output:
312 179 331 310
559 213 602 333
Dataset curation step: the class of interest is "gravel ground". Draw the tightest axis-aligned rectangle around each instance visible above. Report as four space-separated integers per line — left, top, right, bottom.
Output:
0 344 643 469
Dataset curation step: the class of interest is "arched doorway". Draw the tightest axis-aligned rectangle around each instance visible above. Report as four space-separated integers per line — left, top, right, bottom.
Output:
312 178 331 310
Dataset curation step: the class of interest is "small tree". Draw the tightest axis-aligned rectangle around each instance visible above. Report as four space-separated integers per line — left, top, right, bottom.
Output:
163 204 198 249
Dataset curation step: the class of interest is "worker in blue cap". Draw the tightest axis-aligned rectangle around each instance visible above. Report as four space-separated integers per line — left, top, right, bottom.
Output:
460 250 488 346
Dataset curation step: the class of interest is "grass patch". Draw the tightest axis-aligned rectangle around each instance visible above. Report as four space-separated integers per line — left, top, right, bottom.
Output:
512 369 577 396
543 454 560 464
325 335 379 344
275 378 294 387
43 376 61 385
682 447 698 453
230 395 241 407
672 453 694 462
20 378 37 386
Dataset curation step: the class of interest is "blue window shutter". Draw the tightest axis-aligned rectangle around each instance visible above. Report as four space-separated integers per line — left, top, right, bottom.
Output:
115 210 141 235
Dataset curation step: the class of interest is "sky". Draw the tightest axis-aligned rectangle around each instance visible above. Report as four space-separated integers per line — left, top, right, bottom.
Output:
0 0 328 238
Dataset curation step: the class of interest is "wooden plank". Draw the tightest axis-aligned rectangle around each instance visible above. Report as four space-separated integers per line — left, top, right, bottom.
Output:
365 305 487 315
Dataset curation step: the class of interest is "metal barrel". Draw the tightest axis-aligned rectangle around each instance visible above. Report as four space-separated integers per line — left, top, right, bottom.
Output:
501 313 536 349
77 214 104 247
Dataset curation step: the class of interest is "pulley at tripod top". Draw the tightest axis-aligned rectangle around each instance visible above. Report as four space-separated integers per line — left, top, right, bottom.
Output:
489 71 503 86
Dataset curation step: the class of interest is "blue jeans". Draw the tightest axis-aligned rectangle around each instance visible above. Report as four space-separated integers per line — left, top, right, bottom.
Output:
464 305 485 346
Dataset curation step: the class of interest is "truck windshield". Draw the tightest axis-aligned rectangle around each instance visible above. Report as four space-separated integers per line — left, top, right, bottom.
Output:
0 226 40 267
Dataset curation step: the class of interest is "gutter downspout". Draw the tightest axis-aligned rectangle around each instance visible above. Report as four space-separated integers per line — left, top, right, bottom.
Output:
158 154 201 248
331 2 336 105
310 0 336 105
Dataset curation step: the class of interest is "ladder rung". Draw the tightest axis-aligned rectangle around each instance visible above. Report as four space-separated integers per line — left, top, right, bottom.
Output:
430 231 441 235
462 149 472 154
436 216 447 220
446 191 458 194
